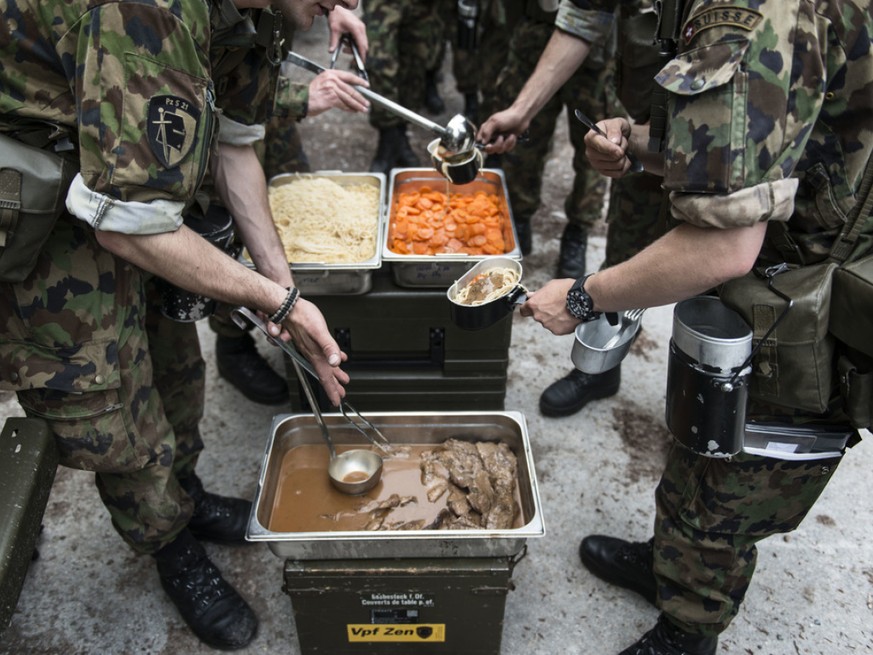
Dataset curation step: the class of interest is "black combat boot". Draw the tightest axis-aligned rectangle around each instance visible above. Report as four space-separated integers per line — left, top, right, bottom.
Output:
619 615 718 655
558 223 588 279
539 365 621 417
179 473 251 546
464 92 479 124
370 126 401 174
216 332 287 405
424 69 445 114
154 529 258 650
394 124 420 168
579 535 657 606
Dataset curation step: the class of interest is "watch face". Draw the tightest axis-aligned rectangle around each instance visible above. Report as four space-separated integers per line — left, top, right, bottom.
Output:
566 275 597 321
566 287 593 321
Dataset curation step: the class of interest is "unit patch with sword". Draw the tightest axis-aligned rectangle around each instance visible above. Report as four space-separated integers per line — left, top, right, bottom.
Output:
147 95 200 168
683 6 762 45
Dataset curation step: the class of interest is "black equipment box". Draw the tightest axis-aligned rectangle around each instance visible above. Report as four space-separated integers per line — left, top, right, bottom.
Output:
286 267 513 412
283 556 516 655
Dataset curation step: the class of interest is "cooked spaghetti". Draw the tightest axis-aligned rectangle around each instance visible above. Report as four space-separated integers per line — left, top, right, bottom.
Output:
268 177 380 263
453 268 519 305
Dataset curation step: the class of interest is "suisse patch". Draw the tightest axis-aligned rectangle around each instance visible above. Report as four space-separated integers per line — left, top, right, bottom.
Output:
147 95 200 168
683 6 763 45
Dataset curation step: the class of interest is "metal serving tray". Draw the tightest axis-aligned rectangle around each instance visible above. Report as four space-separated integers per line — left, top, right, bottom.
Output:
267 171 386 295
247 411 544 559
381 169 521 288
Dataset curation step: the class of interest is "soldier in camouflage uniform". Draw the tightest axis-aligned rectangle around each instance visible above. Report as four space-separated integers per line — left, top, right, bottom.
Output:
213 12 369 407
364 0 444 173
0 0 360 649
480 0 668 418
425 0 488 122
516 0 872 653
496 0 610 281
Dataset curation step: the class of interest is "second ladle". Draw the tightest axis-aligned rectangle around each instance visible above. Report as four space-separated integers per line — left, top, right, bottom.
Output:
288 356 383 495
231 307 388 495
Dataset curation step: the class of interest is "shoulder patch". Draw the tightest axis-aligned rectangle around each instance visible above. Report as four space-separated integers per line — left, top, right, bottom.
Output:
683 6 762 45
147 95 200 168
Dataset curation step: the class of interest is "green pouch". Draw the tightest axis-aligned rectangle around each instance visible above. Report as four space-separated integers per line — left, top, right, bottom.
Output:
830 253 873 358
0 133 76 283
720 261 838 414
837 354 873 430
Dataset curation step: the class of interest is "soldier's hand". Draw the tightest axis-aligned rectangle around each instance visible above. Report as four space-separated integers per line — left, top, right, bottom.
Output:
584 117 636 178
308 70 370 115
327 6 368 60
272 299 350 407
477 108 528 154
519 279 579 336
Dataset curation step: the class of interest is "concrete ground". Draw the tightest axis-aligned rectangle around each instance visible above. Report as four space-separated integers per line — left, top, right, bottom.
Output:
2 17 872 655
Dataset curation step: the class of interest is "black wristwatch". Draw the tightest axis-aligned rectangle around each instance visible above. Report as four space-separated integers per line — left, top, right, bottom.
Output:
566 274 600 322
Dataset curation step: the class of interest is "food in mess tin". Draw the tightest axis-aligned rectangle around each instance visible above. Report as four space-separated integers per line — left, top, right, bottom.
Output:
389 187 508 256
268 177 380 263
453 268 519 306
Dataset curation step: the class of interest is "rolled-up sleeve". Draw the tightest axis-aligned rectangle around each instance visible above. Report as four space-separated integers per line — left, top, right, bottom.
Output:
66 174 185 234
555 0 616 45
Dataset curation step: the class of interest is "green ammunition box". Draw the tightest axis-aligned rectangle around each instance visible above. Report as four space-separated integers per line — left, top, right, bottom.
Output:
283 557 516 655
286 268 513 412
0 417 57 634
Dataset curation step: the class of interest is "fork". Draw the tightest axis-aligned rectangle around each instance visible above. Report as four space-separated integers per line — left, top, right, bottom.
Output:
602 308 646 349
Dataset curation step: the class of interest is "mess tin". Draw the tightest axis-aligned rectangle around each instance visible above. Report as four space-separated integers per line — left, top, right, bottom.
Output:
572 311 642 374
428 138 484 185
447 256 527 330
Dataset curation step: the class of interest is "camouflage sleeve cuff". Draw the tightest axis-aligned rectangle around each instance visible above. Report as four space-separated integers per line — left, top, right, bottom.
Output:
217 113 266 146
555 1 615 45
66 174 185 234
274 76 310 121
669 178 800 229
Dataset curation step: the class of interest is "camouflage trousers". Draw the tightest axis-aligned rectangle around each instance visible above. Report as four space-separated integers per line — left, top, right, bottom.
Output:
0 214 204 555
602 170 668 267
497 18 610 230
427 0 485 94
365 0 444 128
653 442 841 636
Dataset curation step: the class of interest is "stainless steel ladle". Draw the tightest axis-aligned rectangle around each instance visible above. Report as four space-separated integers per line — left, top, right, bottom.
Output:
231 307 390 495
287 51 476 156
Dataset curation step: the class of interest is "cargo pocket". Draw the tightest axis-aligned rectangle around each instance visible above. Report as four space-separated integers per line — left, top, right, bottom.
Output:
7 338 158 473
677 450 839 538
656 39 749 194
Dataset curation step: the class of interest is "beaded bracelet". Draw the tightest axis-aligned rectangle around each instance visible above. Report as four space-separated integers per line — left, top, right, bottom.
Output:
268 287 300 325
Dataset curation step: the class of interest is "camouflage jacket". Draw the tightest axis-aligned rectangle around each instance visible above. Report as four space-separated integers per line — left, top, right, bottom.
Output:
0 0 280 235
657 0 873 265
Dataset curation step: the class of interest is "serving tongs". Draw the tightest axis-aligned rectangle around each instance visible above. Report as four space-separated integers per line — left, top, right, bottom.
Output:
230 307 392 458
330 32 368 82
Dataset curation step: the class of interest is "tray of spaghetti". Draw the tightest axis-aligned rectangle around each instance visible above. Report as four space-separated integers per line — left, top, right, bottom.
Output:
382 168 521 288
266 172 386 295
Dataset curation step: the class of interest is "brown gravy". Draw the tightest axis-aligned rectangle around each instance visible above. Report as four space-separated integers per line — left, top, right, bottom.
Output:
267 444 523 533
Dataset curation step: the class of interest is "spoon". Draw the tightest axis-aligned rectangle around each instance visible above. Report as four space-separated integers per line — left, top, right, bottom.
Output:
574 109 645 173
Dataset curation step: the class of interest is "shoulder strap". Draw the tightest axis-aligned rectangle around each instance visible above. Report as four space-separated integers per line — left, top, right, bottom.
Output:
829 151 873 264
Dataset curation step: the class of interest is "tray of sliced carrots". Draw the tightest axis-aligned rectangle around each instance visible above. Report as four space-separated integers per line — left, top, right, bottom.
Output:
382 169 521 288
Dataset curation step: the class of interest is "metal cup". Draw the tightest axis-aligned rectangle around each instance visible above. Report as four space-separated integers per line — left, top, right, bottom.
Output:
428 138 483 185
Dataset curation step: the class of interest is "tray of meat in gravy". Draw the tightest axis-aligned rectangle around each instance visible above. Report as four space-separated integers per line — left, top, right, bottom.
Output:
246 411 545 559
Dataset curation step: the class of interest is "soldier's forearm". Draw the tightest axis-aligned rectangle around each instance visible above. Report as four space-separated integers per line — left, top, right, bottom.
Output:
212 142 294 287
511 29 592 124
